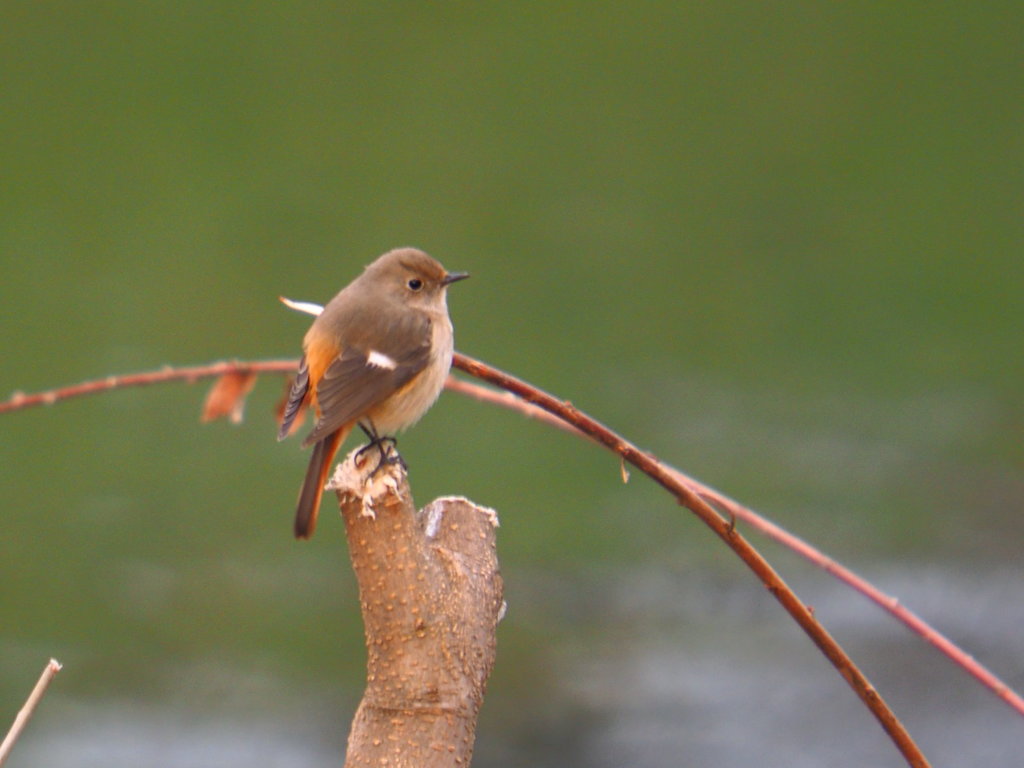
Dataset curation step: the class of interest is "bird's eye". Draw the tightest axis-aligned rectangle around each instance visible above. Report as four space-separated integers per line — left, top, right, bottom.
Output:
407 278 423 291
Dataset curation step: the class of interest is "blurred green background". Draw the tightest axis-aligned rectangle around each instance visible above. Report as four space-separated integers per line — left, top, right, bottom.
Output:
2 4 1021 766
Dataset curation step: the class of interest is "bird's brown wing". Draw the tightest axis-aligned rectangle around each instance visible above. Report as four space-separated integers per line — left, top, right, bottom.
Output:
301 314 433 448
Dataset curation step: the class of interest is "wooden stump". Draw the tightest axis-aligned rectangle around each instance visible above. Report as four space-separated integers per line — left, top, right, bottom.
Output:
327 450 503 768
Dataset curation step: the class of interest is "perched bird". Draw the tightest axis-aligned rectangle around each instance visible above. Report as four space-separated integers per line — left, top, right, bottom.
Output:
278 248 468 539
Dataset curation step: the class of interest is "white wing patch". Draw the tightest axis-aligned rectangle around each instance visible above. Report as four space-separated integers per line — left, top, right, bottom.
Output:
279 296 324 316
366 350 398 370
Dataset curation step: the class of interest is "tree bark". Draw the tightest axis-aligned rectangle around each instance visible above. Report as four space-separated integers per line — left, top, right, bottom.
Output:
327 451 503 768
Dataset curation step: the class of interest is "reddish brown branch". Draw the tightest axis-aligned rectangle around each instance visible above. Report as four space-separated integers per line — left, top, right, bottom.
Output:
447 364 1024 721
0 360 297 414
451 353 930 768
4 356 1023 755
680 475 1024 718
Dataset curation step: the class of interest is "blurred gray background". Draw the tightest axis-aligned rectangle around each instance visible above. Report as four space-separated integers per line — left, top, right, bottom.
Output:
2 4 1021 766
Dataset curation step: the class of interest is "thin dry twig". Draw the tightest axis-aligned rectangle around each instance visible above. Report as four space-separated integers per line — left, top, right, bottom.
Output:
0 658 62 766
0 360 296 414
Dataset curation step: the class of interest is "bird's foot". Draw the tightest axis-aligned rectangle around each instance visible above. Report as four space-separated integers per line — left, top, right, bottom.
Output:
355 435 404 476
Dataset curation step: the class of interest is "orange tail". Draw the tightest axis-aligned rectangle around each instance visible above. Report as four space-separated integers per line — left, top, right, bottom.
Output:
294 426 348 539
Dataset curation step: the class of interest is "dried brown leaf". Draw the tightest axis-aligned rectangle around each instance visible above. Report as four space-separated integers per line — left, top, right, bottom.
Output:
201 371 257 424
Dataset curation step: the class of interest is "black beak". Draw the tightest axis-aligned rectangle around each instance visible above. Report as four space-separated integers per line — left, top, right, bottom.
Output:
442 271 470 286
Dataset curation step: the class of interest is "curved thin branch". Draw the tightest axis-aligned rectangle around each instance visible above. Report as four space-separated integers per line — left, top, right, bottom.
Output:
0 360 297 414
451 354 930 768
449 365 1024 721
448 372 1024 720
4 356 1023 758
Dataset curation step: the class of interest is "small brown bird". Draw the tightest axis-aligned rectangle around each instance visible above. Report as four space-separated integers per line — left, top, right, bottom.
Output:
278 248 468 539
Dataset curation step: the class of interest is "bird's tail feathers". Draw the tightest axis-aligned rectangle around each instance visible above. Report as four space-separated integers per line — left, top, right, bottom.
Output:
293 426 347 539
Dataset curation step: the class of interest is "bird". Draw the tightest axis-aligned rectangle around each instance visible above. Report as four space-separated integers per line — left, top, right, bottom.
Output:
278 247 468 539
